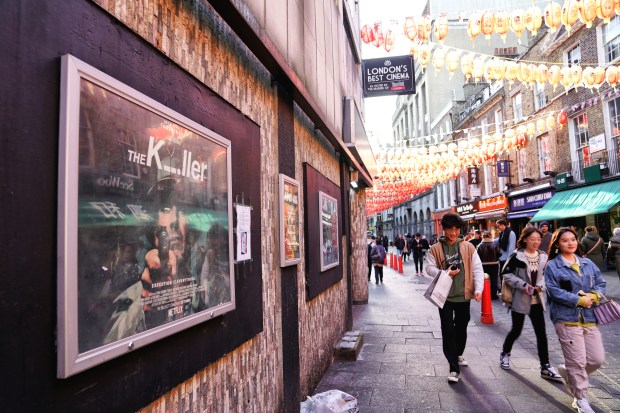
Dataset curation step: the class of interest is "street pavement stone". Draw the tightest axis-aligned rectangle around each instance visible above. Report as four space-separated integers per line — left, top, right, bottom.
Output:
312 249 620 412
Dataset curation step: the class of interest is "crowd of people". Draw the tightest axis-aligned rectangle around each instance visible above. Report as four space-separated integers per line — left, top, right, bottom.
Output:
367 215 620 413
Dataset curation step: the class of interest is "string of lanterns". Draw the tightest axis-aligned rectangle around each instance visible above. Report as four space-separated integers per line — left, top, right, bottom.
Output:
365 108 572 215
362 0 620 51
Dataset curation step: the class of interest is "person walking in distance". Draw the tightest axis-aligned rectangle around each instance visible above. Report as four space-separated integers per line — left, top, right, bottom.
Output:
545 227 606 413
539 221 553 254
477 231 500 300
607 227 620 278
580 226 605 272
497 219 516 286
425 213 484 384
367 236 373 282
412 233 429 276
498 227 563 382
369 236 386 284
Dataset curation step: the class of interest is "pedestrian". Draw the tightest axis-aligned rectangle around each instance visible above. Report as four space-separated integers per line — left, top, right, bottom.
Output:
381 235 389 253
497 219 516 274
477 231 500 299
425 212 484 384
545 227 606 413
367 237 373 282
581 226 605 272
469 230 482 248
395 234 405 261
607 227 620 278
498 227 563 382
539 221 553 254
431 233 439 245
369 236 386 284
404 234 412 263
412 233 429 276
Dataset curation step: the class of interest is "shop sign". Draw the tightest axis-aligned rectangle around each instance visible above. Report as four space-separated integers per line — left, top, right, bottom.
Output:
478 194 508 212
362 55 415 97
497 160 510 177
467 166 480 185
555 173 569 189
589 134 605 153
456 201 479 215
510 189 555 211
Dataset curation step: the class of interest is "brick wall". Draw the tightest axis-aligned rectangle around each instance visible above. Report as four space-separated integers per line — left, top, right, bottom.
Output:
93 0 367 409
294 106 347 396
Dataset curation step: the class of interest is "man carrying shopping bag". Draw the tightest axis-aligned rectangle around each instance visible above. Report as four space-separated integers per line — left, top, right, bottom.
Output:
425 212 484 384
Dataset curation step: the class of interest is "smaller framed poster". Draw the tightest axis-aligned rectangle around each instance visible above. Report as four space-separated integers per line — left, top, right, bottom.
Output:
319 191 339 271
279 174 301 266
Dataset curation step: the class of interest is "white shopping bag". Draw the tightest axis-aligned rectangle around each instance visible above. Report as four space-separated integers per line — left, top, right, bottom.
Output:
423 270 453 309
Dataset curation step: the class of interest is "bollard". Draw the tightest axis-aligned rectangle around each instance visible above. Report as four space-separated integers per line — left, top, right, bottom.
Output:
398 255 403 274
481 273 494 324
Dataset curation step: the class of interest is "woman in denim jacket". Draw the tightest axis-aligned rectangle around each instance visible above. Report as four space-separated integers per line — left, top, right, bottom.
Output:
545 227 606 413
498 227 562 382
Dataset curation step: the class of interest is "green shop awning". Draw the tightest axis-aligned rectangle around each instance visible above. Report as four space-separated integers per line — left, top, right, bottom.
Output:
530 179 620 222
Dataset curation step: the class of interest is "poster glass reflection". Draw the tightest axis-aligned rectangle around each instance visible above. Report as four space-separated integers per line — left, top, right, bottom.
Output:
57 55 235 377
319 191 339 271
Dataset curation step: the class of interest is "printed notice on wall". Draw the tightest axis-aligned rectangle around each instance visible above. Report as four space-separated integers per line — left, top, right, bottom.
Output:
236 205 252 262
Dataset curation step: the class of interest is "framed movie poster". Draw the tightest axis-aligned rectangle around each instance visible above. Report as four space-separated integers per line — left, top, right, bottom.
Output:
279 174 301 266
57 55 235 377
319 191 339 271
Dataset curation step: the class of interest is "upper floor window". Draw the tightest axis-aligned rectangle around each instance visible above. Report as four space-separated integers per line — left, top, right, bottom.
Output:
609 96 620 138
565 44 581 66
513 92 523 122
495 109 504 133
534 82 547 111
573 113 589 148
603 15 620 63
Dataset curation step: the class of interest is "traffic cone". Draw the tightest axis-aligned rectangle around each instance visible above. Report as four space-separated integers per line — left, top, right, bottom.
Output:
389 253 393 268
481 273 494 324
398 256 403 274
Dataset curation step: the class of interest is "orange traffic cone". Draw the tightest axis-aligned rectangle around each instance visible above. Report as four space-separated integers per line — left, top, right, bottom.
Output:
481 273 494 324
389 253 393 268
398 256 403 274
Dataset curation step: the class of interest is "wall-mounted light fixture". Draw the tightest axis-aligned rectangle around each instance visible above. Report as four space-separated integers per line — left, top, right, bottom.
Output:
523 177 535 183
543 170 557 177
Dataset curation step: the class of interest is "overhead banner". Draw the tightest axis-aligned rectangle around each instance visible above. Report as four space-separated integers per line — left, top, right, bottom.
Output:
362 55 415 97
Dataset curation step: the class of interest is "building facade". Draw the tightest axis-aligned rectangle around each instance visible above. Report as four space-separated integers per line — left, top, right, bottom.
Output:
1 0 375 412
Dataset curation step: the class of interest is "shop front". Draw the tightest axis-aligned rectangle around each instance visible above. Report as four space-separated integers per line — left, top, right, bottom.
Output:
456 200 479 234
507 184 555 235
530 179 620 241
474 194 508 236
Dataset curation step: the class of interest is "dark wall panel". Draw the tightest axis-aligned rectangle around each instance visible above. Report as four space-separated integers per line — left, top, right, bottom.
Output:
0 1 263 412
303 163 343 300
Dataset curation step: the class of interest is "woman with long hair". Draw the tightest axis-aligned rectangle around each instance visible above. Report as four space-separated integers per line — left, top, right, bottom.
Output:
545 227 606 413
498 227 562 382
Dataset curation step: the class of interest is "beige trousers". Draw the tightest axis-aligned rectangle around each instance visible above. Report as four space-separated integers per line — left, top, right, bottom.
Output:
554 323 605 399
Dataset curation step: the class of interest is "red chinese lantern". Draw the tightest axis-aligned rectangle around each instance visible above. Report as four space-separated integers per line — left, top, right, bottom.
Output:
361 24 374 44
384 29 395 52
557 111 568 127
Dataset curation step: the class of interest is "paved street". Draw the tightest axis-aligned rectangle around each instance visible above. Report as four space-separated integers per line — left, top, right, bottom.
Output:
313 251 620 412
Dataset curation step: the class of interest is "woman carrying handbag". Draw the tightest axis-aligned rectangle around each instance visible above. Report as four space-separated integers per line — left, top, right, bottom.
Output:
545 227 607 413
580 226 604 272
498 227 562 382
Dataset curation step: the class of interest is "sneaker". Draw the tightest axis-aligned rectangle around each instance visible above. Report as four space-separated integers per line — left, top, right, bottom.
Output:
447 371 460 383
540 364 563 382
572 398 594 413
500 352 510 370
458 356 468 366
